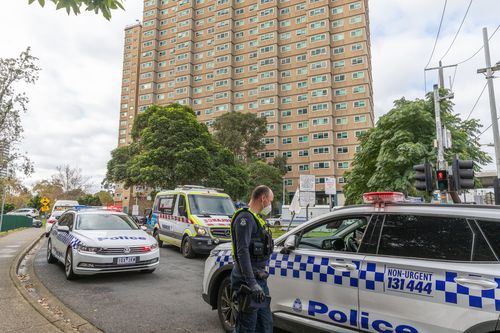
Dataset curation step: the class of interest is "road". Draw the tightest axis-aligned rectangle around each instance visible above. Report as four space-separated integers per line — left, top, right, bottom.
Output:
34 238 223 333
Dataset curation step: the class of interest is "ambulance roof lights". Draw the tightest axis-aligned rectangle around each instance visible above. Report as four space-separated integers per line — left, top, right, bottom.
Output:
363 192 405 204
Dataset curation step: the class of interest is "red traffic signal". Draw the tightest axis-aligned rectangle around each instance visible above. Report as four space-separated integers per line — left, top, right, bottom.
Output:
436 170 448 190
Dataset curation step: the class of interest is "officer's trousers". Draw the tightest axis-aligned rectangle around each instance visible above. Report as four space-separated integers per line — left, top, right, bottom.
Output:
231 266 273 333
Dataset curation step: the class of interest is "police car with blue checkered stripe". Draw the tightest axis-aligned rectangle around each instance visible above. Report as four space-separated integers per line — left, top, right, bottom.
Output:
202 192 500 333
47 207 159 280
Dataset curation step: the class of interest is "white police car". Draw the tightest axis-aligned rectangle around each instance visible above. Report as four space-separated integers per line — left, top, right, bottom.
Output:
202 192 500 333
47 208 159 280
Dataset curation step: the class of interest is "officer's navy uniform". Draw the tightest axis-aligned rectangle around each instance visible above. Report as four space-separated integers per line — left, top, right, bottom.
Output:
231 208 273 333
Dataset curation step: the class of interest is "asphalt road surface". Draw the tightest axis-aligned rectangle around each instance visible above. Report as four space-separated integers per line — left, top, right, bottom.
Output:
34 238 223 333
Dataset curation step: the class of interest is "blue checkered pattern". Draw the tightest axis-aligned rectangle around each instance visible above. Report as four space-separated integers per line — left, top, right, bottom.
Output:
267 253 361 288
359 262 385 291
215 250 233 268
436 272 500 311
56 232 82 248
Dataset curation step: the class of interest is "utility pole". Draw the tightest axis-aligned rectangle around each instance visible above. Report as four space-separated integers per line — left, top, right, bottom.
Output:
434 84 446 170
477 27 500 204
438 60 445 89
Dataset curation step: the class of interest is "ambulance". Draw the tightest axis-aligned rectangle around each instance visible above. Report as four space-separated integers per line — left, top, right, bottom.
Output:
148 185 235 258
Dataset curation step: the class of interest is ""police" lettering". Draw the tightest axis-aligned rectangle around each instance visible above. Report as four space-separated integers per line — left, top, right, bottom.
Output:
97 236 147 241
308 300 418 333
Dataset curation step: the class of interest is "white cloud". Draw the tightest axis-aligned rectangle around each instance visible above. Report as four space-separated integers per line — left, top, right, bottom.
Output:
0 0 499 191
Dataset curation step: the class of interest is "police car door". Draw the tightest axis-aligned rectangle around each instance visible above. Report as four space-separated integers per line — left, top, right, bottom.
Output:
358 213 500 333
270 215 370 333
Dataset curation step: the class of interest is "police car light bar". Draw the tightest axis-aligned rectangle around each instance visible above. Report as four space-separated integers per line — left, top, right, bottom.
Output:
363 192 405 204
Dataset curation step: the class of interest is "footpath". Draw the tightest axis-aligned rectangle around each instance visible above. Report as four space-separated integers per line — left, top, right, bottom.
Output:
0 228 62 332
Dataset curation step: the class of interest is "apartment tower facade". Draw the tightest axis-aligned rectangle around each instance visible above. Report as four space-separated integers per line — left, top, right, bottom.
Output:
115 0 373 212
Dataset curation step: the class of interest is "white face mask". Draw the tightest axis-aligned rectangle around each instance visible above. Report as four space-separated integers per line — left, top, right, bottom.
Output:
260 204 272 216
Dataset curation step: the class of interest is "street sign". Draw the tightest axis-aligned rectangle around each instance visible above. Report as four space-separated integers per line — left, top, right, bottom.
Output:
132 205 139 216
299 191 316 207
40 205 49 212
325 177 336 195
289 188 301 214
299 175 315 192
40 197 50 206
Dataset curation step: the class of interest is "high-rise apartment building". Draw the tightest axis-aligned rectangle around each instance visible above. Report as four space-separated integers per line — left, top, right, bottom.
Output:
115 0 373 212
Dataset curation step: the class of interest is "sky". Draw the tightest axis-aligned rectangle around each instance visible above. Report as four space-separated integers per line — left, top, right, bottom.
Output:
0 0 499 192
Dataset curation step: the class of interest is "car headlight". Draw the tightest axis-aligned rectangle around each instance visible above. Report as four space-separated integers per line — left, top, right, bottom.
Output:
77 245 101 254
150 242 158 250
194 225 209 236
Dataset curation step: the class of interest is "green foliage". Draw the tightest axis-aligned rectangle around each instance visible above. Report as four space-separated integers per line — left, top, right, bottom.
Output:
3 202 15 213
247 160 284 206
28 0 124 20
27 194 42 210
78 194 102 206
213 112 267 163
94 191 113 205
343 91 492 204
106 104 250 200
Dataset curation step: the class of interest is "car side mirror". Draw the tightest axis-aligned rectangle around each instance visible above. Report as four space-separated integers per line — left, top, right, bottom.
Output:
57 226 70 233
280 234 297 254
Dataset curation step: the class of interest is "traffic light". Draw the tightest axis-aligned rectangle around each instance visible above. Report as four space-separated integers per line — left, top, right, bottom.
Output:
452 158 474 190
414 162 433 192
436 170 448 190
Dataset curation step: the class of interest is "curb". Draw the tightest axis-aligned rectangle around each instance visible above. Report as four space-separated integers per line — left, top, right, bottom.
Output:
9 232 103 333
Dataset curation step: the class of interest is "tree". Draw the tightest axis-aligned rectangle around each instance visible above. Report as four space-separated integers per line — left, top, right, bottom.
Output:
105 104 250 200
213 112 267 163
94 190 113 206
52 164 92 193
3 202 15 213
28 0 124 20
247 160 284 208
78 194 102 206
0 48 39 176
32 179 64 205
343 92 492 204
27 194 42 210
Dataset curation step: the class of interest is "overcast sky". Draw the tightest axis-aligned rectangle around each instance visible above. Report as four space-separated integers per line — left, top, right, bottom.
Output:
0 0 499 192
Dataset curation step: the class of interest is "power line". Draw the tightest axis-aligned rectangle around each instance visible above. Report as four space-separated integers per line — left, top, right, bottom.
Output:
480 116 500 136
440 0 473 61
450 64 458 89
425 0 448 69
456 24 500 65
466 81 488 120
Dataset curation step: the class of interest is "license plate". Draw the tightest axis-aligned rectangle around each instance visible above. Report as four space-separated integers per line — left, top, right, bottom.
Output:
117 257 137 265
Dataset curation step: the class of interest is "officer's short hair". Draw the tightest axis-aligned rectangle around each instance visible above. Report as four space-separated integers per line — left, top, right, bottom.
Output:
251 185 272 201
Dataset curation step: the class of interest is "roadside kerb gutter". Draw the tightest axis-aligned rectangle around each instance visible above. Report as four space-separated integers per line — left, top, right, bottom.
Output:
9 233 103 333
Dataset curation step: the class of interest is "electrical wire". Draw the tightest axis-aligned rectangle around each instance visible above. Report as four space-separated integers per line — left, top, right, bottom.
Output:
425 0 448 69
479 118 498 136
450 64 458 89
440 0 473 61
465 81 488 120
456 24 500 65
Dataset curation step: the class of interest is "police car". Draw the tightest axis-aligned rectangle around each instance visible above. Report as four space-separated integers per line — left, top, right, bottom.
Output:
47 208 159 280
202 192 500 333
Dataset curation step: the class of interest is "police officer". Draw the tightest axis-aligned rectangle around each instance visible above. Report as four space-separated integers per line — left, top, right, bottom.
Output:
231 185 274 333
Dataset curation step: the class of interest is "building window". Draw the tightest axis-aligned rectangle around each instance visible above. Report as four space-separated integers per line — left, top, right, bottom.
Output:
337 162 349 169
336 132 348 139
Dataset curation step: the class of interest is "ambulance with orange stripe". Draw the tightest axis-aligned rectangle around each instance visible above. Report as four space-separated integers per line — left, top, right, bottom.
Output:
148 185 236 258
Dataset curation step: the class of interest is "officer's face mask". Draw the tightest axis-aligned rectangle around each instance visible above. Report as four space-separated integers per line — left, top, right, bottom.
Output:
260 195 272 216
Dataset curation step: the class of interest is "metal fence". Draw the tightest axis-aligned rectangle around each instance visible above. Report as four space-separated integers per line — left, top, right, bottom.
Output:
0 215 32 232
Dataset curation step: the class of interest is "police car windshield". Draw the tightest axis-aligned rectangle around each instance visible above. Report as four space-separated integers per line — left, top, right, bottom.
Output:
188 195 235 217
76 214 139 230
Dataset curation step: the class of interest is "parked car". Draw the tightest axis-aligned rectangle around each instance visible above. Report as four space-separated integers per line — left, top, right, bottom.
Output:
7 208 39 219
32 219 42 228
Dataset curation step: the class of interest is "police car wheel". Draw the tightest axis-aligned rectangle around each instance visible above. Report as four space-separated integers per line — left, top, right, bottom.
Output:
181 237 196 258
153 230 163 248
217 276 236 332
64 249 77 280
47 240 57 264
